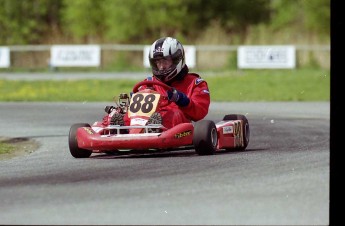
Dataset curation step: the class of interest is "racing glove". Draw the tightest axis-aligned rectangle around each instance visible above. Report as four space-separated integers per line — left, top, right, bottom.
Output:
104 105 115 114
167 89 190 107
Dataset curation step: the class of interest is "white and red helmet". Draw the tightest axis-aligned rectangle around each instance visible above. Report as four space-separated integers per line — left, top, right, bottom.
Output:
148 37 186 83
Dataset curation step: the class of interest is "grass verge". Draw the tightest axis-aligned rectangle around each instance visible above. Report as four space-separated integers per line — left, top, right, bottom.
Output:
0 137 40 160
0 69 330 102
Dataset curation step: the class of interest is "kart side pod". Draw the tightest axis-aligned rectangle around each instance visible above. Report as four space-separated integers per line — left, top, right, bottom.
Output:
215 114 250 151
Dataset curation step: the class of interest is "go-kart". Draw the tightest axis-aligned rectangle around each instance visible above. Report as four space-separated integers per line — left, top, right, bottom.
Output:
68 79 250 158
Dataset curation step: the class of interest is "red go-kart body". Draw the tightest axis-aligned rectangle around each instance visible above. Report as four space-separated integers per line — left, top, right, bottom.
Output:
68 80 250 158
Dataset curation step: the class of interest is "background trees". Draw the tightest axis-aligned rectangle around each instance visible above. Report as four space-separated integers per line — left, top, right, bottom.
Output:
0 0 330 45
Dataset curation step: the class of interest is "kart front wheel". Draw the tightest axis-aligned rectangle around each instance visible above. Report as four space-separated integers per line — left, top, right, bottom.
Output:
193 120 218 155
69 123 93 158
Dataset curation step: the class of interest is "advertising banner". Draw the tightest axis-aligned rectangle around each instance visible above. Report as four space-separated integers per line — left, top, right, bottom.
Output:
238 45 296 69
50 45 100 67
0 47 10 68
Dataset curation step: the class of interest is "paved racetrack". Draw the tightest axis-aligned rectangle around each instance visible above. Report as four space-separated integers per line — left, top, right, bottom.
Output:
0 101 329 225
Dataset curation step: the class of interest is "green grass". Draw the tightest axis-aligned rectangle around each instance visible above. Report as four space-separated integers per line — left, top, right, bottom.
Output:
207 69 330 101
0 141 14 155
0 69 330 102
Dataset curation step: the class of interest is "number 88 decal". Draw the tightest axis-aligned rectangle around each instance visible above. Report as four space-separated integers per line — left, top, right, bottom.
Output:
129 93 160 116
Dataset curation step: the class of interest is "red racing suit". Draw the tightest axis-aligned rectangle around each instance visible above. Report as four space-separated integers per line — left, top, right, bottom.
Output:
124 73 210 129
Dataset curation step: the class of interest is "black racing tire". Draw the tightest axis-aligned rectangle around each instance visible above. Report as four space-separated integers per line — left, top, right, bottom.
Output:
193 120 218 155
68 123 93 158
223 114 250 151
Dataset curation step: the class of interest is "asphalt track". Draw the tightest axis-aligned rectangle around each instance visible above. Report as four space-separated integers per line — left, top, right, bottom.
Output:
0 100 329 225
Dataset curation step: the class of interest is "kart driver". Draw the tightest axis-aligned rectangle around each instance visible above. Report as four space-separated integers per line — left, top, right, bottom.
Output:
103 37 210 131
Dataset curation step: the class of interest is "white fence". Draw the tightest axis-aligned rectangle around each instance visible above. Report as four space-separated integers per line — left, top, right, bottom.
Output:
0 44 330 70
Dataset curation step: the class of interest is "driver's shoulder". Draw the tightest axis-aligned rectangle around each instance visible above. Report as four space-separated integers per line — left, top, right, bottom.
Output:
185 73 207 86
187 72 200 78
184 73 199 82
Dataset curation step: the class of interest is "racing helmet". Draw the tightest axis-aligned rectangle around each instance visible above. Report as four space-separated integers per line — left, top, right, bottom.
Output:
148 37 186 83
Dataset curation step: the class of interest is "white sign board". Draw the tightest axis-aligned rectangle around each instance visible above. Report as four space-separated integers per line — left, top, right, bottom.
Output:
50 45 100 67
143 45 196 68
237 45 296 69
0 47 10 68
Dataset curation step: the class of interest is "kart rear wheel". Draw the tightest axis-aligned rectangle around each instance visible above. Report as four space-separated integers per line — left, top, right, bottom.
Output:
69 123 93 158
193 120 218 155
223 114 250 150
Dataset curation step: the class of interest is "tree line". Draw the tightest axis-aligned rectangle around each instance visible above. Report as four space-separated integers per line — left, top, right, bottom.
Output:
0 0 330 45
